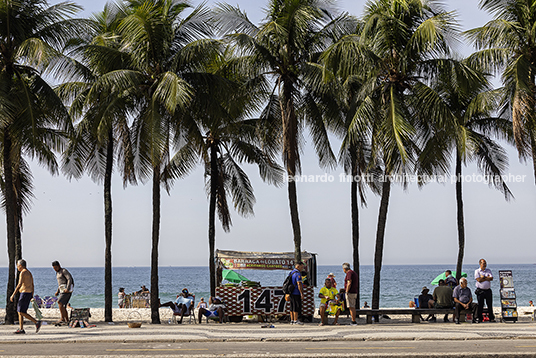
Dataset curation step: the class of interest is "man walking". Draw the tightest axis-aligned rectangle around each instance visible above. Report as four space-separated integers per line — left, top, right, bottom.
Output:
289 261 304 325
10 259 41 334
474 258 495 323
342 262 358 326
52 261 75 325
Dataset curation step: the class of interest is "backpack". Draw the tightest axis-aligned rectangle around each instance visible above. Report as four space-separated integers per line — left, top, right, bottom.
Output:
283 271 295 294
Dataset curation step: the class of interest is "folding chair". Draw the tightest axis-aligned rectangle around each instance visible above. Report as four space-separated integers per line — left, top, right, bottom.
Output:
171 298 196 324
33 295 44 309
43 296 58 308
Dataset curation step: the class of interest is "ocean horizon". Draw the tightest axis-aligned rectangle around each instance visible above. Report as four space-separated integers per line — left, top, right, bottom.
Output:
1 264 534 308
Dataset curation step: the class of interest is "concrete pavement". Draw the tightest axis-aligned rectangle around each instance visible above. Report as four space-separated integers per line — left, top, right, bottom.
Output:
1 314 536 345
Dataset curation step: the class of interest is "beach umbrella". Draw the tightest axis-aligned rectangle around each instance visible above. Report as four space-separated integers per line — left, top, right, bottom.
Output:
431 271 467 285
222 269 250 283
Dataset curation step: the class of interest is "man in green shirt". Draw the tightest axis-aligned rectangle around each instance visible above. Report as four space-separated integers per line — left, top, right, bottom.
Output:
432 279 453 322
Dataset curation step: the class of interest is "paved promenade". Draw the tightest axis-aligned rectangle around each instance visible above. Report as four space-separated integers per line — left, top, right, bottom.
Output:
2 312 536 357
1 317 536 344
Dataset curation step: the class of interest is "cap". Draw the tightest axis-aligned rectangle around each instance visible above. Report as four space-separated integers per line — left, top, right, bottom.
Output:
328 273 335 278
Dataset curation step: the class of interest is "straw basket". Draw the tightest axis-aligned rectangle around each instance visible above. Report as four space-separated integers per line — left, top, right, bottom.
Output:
127 311 142 328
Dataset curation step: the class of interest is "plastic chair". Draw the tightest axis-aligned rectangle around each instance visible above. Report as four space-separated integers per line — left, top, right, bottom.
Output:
43 296 58 309
33 295 44 309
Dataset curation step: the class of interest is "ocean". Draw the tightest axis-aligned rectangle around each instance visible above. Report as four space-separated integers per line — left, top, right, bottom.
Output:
1 264 535 308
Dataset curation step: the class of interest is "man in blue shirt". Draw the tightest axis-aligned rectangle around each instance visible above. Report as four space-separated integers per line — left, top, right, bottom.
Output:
159 288 194 323
289 261 304 325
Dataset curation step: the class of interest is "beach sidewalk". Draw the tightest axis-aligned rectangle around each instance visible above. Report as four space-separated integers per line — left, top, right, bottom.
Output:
1 307 536 344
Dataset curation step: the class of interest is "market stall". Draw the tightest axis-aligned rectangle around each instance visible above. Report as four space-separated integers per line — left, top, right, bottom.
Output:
215 250 317 321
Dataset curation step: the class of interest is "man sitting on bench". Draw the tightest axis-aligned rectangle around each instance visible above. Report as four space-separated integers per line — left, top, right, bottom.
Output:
430 279 453 322
453 278 477 324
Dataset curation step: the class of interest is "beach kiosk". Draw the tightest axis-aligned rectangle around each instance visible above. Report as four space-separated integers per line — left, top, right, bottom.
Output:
215 249 317 321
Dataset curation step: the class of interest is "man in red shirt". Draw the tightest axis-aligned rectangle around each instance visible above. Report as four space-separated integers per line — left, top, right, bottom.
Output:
342 262 358 326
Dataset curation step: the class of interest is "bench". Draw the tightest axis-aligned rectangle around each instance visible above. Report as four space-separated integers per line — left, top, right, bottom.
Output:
355 308 459 324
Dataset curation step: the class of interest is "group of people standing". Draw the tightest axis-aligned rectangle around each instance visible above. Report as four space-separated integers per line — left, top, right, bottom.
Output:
419 259 496 324
10 259 75 334
286 261 359 326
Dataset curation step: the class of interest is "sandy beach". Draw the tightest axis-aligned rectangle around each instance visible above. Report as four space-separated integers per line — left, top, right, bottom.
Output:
2 306 534 324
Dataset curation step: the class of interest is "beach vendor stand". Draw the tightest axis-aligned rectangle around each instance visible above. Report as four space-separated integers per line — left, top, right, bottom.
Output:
215 250 317 322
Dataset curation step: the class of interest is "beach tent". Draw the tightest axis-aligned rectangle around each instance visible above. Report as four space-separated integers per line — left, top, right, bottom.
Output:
222 269 250 283
431 271 467 285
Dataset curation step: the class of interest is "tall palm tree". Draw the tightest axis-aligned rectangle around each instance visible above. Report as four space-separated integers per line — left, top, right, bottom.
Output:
417 59 514 281
215 0 351 263
326 0 458 310
184 56 284 295
105 0 216 323
59 3 136 322
0 0 84 323
466 0 536 184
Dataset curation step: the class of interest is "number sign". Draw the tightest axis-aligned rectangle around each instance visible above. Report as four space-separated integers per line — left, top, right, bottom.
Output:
216 286 315 316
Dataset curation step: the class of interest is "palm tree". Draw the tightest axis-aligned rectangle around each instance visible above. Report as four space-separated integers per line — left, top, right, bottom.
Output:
106 0 216 323
0 0 84 324
215 0 351 263
466 0 536 184
184 55 284 295
417 59 514 281
59 3 136 322
326 0 458 310
319 18 386 304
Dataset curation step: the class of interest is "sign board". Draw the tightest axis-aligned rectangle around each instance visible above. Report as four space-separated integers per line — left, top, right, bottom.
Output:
216 286 315 316
499 270 518 322
219 258 295 270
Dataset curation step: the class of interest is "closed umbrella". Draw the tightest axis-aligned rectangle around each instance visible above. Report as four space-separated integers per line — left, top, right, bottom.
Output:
222 269 250 283
31 298 43 320
431 271 467 285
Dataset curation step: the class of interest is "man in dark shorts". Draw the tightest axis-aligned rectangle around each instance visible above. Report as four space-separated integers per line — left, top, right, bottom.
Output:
10 259 41 334
289 261 305 325
52 261 75 325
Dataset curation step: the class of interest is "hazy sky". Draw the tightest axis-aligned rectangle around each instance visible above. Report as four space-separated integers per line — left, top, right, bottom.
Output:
1 0 535 270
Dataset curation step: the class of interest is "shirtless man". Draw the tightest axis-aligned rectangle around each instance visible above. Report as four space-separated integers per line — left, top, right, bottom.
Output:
10 259 41 334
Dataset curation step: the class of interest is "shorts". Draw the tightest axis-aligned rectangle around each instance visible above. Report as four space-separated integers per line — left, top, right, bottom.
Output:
346 293 357 309
58 292 72 306
290 294 302 313
17 292 33 313
202 310 219 318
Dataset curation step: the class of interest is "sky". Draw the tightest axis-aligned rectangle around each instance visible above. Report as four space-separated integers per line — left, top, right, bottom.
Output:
1 0 535 270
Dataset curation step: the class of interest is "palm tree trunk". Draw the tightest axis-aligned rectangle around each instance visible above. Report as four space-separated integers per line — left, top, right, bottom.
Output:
455 152 465 282
288 180 302 263
150 168 161 324
282 82 302 264
350 156 360 306
104 131 113 322
209 143 218 297
372 175 391 312
3 130 17 324
530 129 536 185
